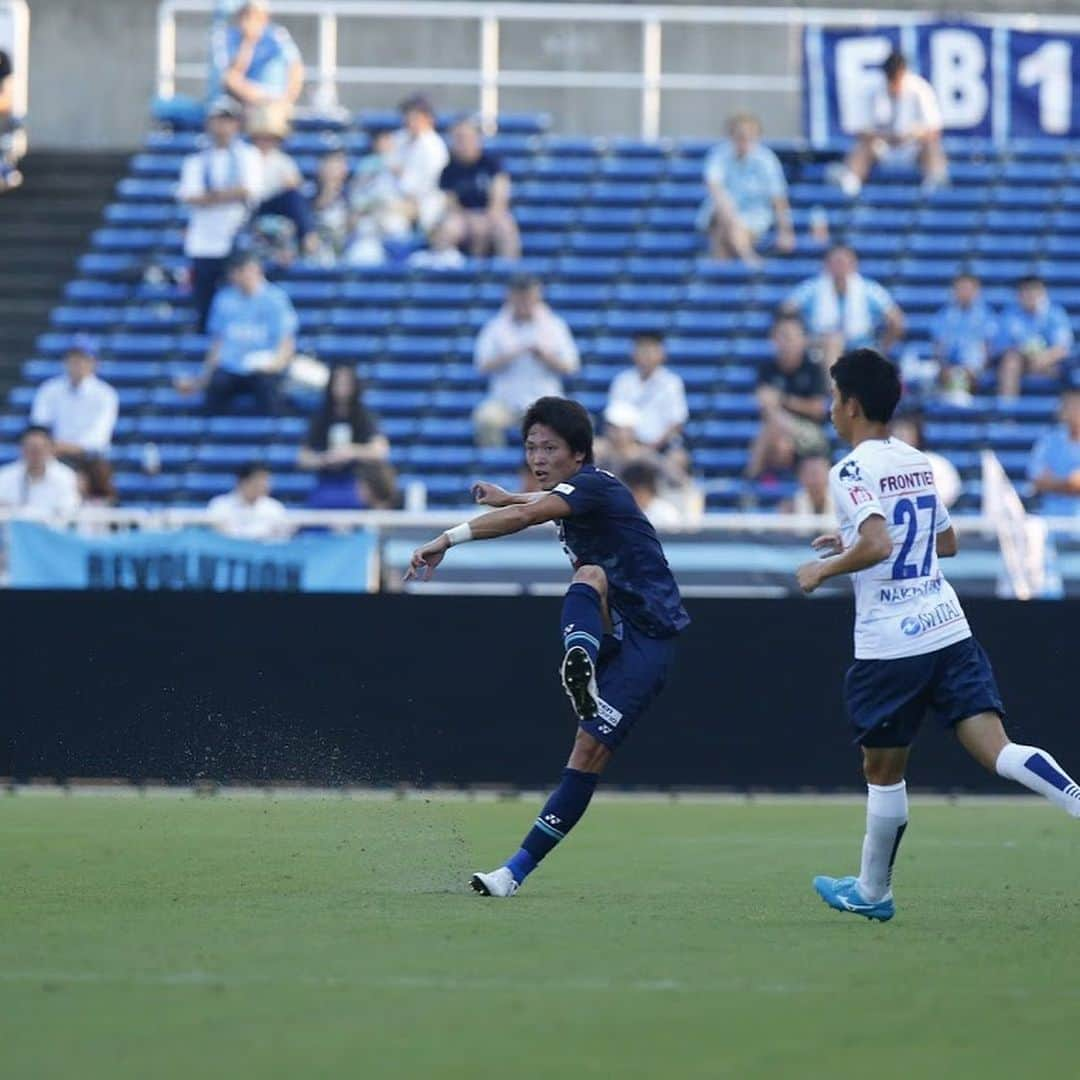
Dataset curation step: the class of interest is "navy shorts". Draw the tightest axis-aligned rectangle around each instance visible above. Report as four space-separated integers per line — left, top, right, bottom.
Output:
576 621 677 750
845 636 1005 748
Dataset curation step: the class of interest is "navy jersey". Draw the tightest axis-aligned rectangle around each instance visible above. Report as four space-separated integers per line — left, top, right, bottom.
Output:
553 465 689 638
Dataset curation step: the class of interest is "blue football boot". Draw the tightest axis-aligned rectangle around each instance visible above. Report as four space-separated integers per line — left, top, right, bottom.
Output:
813 875 895 922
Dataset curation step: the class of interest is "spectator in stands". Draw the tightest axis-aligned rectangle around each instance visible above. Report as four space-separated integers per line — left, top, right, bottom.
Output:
473 274 579 446
890 412 962 507
700 113 795 264
177 252 298 415
787 454 835 518
357 461 404 511
606 333 689 451
834 51 947 197
76 458 119 509
30 339 119 466
177 98 262 333
311 149 352 261
213 1 303 114
386 95 449 235
430 119 520 260
996 275 1074 400
298 366 390 508
784 243 904 367
208 462 289 540
622 460 683 530
746 313 830 483
934 273 996 401
0 45 23 192
1027 388 1080 517
0 426 81 518
249 104 315 261
344 130 400 264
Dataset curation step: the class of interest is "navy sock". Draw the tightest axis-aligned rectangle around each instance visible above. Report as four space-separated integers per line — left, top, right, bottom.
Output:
504 767 600 882
561 582 603 664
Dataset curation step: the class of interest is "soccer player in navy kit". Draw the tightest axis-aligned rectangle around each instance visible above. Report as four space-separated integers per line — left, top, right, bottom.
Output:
406 397 689 896
797 349 1080 922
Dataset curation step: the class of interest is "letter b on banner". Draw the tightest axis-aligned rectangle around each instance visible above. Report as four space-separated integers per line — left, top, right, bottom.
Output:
930 28 990 129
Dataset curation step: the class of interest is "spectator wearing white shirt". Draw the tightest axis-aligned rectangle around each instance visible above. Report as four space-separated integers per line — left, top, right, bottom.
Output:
249 104 315 259
0 426 81 520
836 51 947 197
473 275 580 446
606 334 689 451
177 98 262 332
386 95 449 234
207 463 289 541
31 340 119 462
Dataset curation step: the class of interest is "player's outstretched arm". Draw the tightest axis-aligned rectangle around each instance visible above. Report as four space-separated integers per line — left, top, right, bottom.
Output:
796 515 892 594
405 494 572 581
471 481 549 508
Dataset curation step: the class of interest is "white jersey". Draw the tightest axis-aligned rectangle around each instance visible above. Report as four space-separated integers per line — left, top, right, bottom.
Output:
830 437 970 660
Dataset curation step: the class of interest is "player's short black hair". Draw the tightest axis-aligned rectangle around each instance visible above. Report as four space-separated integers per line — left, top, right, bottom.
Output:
236 462 270 482
953 271 980 285
830 348 903 424
883 51 907 80
227 250 261 274
521 396 595 464
1018 274 1044 289
633 331 664 347
21 424 52 442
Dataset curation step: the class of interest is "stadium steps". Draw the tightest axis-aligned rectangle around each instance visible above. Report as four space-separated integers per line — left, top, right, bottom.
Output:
0 152 129 388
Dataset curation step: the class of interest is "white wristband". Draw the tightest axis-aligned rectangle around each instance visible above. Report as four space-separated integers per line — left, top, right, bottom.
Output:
445 523 473 547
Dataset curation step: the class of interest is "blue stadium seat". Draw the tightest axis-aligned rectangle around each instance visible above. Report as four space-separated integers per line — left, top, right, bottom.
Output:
624 257 690 281
579 206 641 231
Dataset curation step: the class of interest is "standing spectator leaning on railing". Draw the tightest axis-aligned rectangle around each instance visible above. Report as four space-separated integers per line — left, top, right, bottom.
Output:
177 98 262 333
212 0 303 114
699 113 795 266
298 366 391 509
430 119 520 260
176 252 298 415
0 45 23 192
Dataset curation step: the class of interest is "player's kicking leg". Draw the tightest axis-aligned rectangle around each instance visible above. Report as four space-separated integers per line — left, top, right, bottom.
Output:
471 566 611 897
814 745 908 923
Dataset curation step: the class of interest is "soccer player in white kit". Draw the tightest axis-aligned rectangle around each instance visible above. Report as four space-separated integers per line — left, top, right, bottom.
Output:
797 348 1080 922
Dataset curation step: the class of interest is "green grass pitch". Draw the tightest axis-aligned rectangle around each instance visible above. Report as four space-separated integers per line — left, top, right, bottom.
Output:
2 793 1078 1078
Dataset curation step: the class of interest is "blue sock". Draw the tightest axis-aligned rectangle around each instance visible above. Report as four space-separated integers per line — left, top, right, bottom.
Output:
561 582 603 664
504 767 600 882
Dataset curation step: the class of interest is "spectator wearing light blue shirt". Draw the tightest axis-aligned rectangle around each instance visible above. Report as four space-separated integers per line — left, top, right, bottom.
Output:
1028 389 1080 517
700 114 795 266
783 243 904 367
177 253 298 415
997 275 1074 399
212 1 303 113
935 273 997 397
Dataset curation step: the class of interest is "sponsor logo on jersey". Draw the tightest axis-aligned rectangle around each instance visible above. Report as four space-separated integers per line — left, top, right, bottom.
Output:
847 485 874 505
839 460 862 482
879 577 943 604
880 470 935 493
899 599 963 637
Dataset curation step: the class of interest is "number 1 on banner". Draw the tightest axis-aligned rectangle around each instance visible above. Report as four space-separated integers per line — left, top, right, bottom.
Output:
1018 40 1072 135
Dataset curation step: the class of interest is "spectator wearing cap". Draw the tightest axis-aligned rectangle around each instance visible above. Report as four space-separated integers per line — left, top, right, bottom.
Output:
177 97 262 333
212 1 303 113
249 104 316 259
386 95 449 235
1028 388 1080 517
784 243 904 367
995 275 1074 400
431 119 520 259
207 463 289 540
835 51 947 197
0 426 81 520
934 273 997 400
746 313 830 483
473 275 579 446
700 113 795 265
298 365 390 509
605 333 688 452
176 253 298 415
30 339 119 468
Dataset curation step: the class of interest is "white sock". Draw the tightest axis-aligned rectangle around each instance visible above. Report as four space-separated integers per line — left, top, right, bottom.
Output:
995 743 1080 817
857 781 908 901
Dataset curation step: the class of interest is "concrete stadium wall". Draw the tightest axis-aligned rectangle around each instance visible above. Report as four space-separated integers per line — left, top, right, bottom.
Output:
1 591 1075 790
25 0 1080 150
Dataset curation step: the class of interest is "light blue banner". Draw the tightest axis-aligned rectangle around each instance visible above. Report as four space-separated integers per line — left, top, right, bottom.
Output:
8 522 375 593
